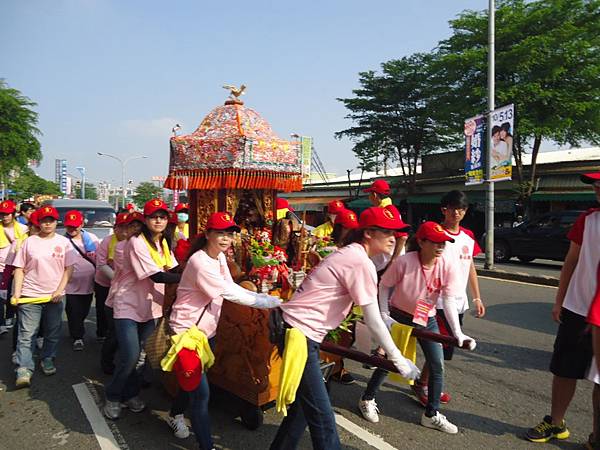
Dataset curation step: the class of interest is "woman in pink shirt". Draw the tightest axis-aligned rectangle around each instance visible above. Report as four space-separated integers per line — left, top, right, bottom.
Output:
12 206 75 388
360 221 476 434
63 210 99 351
167 212 281 446
103 199 181 420
270 207 420 450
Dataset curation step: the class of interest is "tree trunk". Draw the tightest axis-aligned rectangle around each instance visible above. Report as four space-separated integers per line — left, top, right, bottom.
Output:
526 134 543 197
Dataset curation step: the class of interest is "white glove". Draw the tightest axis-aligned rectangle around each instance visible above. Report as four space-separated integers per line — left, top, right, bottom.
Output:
0 289 7 301
253 293 282 309
388 350 421 380
455 333 477 351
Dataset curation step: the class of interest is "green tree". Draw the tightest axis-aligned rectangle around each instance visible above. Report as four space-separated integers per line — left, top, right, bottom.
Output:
9 167 61 200
336 54 456 189
74 182 98 200
133 181 162 208
436 0 600 197
0 80 42 177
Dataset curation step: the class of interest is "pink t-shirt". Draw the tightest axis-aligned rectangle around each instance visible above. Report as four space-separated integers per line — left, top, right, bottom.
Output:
94 235 116 287
281 243 378 343
381 251 460 318
66 232 99 295
0 222 29 271
105 239 128 309
12 234 76 297
170 250 231 338
435 226 481 312
110 235 177 322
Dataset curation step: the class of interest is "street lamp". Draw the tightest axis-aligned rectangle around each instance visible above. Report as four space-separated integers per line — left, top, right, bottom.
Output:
75 166 86 199
97 152 148 209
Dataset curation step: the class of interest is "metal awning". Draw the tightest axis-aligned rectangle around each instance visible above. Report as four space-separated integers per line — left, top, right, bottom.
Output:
531 192 596 202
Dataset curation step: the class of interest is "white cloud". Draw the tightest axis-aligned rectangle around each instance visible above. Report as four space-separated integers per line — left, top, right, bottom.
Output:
120 117 183 139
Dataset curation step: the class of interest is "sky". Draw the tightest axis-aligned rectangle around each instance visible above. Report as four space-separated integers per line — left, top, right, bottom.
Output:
1 0 485 188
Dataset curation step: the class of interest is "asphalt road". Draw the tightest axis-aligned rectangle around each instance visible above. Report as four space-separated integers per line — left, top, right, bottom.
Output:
0 276 593 450
475 256 563 279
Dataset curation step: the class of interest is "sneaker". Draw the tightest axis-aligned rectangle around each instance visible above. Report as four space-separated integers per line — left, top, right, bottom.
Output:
0 326 8 336
12 351 17 365
103 400 122 420
73 339 84 351
15 367 32 389
121 396 145 413
421 411 458 434
358 398 380 423
413 384 452 406
36 337 44 350
332 371 355 385
167 414 190 439
525 415 570 443
40 358 57 376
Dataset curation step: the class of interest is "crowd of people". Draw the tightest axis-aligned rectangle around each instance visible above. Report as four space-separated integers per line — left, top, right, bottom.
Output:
0 170 598 450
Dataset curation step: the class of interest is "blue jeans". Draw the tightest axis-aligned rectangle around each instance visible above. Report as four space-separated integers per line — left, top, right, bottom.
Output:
270 338 340 450
363 314 444 416
105 318 155 402
17 299 65 371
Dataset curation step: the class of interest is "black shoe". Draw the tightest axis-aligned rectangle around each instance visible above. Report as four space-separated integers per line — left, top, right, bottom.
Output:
525 415 570 443
332 372 355 385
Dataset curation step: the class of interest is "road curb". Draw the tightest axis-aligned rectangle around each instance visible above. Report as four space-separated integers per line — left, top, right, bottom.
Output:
476 267 559 287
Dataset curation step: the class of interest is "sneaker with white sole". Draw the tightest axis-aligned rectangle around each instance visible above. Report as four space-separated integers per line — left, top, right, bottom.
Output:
121 396 145 413
15 367 32 389
421 411 458 434
358 398 380 423
167 414 190 439
40 358 57 376
103 400 122 420
12 351 17 365
73 339 84 351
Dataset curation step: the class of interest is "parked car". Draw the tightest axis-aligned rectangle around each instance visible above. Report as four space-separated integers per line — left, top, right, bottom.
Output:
41 199 116 239
482 210 583 263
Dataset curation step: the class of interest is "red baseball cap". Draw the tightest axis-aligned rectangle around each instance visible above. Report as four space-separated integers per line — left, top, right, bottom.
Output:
0 200 16 214
115 212 129 226
63 210 84 227
144 198 169 216
363 179 391 196
38 205 59 221
127 211 145 224
327 200 346 215
29 210 40 227
276 198 294 211
169 211 178 225
175 203 189 212
173 347 203 392
359 206 410 231
581 172 600 184
334 208 359 229
126 203 135 211
205 212 240 232
416 221 455 243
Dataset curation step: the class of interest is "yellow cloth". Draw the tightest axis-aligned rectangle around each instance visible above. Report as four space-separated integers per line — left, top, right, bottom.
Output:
276 328 308 416
175 223 189 239
11 296 52 306
388 322 417 385
380 197 392 207
0 221 26 249
276 208 289 221
313 221 333 238
161 325 215 372
107 235 118 260
141 233 173 269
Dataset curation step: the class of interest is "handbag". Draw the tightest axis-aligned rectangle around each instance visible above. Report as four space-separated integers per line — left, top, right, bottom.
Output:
145 303 209 369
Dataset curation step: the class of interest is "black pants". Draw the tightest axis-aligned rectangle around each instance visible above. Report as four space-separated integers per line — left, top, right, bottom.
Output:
65 294 93 340
94 283 110 338
101 305 118 369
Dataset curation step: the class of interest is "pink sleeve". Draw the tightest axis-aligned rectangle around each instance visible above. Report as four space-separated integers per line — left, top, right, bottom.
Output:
380 257 401 288
64 243 77 267
567 211 588 245
441 258 462 298
12 239 28 268
129 237 161 280
192 254 225 299
342 259 378 306
587 264 600 327
96 238 110 266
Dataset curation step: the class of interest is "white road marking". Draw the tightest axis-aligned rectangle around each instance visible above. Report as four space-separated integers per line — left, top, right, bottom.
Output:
478 275 558 288
73 383 122 450
335 413 398 450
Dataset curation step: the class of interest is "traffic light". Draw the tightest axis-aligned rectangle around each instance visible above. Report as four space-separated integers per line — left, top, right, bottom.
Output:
75 181 82 190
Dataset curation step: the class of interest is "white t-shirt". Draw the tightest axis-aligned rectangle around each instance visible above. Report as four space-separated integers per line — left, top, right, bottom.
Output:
563 209 600 316
435 227 481 313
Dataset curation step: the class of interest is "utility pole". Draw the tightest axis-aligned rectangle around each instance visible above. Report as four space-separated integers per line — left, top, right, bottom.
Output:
76 166 86 200
484 0 495 270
